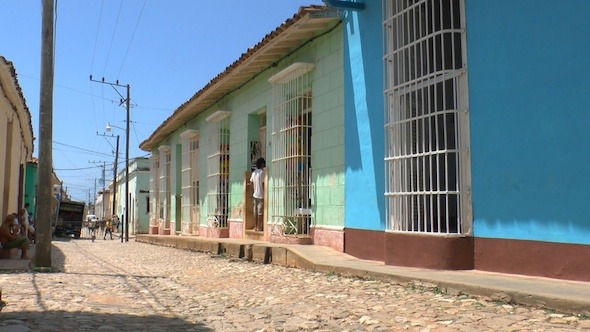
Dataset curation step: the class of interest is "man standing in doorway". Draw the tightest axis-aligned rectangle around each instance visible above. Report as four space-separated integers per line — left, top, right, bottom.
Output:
250 157 265 231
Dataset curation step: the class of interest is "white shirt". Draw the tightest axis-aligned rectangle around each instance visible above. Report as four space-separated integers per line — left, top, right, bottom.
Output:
250 168 264 199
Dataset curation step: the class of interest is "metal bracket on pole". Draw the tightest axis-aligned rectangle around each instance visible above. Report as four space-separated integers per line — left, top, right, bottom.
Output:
90 76 131 242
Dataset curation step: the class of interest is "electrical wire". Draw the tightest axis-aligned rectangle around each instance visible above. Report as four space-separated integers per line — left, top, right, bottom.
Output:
53 141 114 158
54 166 100 171
117 0 147 79
90 0 105 135
90 0 104 74
101 0 124 77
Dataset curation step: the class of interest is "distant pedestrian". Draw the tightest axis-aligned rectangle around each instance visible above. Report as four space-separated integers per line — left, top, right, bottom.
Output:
250 157 266 231
103 218 113 240
113 215 120 233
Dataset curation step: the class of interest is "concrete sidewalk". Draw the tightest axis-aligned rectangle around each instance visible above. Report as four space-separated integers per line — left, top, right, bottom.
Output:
0 245 35 271
134 234 590 316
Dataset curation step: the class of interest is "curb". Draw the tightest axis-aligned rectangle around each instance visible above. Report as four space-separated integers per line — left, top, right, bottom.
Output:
135 235 590 316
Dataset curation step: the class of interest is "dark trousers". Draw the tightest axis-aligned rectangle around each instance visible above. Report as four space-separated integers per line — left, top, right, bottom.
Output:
104 229 113 240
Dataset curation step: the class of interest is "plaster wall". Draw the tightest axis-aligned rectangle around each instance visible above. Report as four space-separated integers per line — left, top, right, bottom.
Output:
343 3 385 231
466 0 590 245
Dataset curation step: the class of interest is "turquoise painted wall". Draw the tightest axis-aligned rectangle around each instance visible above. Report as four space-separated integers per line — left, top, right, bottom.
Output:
467 0 590 244
130 158 150 234
312 27 346 227
343 4 385 230
155 23 346 229
25 162 38 218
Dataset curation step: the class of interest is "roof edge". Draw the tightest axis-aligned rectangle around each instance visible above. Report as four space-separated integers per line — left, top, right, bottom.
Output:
140 5 338 151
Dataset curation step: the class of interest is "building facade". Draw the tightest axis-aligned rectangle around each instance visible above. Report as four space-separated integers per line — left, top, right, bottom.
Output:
0 56 34 220
141 2 590 282
341 0 590 282
114 157 150 234
141 6 346 249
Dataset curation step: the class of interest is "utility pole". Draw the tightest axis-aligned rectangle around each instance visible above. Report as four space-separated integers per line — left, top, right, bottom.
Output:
85 177 97 214
97 132 119 224
90 76 130 242
102 161 106 219
35 0 55 270
90 161 107 220
125 84 130 243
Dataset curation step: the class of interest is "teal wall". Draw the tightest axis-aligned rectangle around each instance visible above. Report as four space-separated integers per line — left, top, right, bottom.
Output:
130 158 150 234
25 162 38 218
154 23 345 229
467 0 590 244
312 27 346 227
343 4 385 230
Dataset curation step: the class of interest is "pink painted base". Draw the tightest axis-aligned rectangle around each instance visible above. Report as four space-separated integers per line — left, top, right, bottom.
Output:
229 221 243 239
269 234 312 245
203 227 229 238
312 228 344 252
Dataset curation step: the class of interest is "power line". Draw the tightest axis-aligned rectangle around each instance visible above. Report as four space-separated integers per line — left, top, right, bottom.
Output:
102 0 124 77
90 0 104 74
54 166 99 171
117 0 147 79
14 73 173 112
53 141 114 158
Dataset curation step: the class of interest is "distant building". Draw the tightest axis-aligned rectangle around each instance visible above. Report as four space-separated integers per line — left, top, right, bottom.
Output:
113 157 150 234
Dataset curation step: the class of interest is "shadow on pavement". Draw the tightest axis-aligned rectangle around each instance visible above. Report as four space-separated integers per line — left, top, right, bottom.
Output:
0 310 213 331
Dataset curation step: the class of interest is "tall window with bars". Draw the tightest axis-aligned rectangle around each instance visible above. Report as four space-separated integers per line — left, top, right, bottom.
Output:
158 146 171 230
149 155 159 229
181 130 200 234
190 137 200 228
383 0 472 234
269 63 314 236
206 111 231 228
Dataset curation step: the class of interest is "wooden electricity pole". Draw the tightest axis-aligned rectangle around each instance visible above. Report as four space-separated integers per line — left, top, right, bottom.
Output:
35 0 55 269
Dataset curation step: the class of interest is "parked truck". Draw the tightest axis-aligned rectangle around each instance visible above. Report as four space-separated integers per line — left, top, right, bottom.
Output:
53 200 86 238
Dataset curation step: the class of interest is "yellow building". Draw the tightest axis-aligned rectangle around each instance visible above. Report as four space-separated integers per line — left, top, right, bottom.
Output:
0 56 34 219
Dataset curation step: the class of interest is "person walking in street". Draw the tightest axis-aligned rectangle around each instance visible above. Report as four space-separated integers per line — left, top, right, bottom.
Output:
0 213 30 259
103 218 113 240
250 157 266 232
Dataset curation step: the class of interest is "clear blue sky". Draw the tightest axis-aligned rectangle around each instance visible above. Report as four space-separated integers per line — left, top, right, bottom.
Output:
1 1 323 202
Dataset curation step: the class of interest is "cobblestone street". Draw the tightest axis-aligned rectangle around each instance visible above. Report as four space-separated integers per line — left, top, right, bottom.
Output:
0 237 589 331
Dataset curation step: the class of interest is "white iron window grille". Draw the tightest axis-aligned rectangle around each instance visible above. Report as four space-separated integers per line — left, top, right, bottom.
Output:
158 146 171 231
259 113 267 162
206 111 231 228
383 0 472 234
269 63 314 236
181 130 200 234
191 138 200 230
149 155 159 228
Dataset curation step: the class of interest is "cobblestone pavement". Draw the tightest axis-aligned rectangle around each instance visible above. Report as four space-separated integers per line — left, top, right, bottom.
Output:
1 236 589 331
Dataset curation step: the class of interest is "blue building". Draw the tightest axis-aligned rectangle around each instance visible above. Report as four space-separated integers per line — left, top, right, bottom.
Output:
141 1 589 282
339 0 590 282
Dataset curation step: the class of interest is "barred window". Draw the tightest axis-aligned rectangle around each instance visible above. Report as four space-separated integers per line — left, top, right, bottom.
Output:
181 130 200 234
269 63 314 236
383 0 472 234
206 111 231 228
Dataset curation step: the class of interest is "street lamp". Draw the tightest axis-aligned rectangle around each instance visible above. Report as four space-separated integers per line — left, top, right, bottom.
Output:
97 131 120 227
90 76 131 242
106 120 129 243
